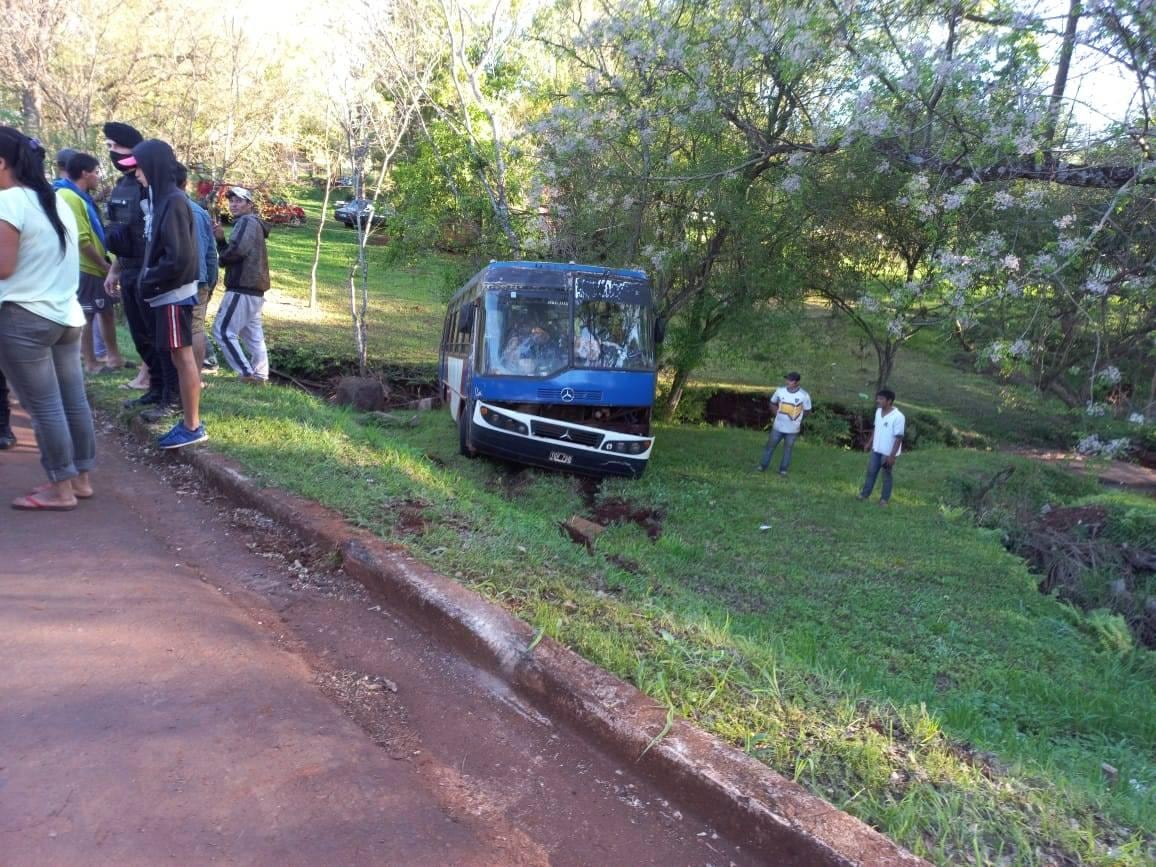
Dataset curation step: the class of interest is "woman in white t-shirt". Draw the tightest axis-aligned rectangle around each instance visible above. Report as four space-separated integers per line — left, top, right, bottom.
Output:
0 127 95 511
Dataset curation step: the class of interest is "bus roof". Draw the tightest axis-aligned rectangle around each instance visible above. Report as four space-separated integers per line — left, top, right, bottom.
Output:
449 261 649 306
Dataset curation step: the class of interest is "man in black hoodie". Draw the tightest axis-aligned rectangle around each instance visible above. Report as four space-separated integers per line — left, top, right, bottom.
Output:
125 139 206 449
102 121 180 414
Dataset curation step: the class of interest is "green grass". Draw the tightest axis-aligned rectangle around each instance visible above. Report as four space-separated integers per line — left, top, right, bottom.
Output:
89 373 1156 865
254 187 466 370
693 304 1079 447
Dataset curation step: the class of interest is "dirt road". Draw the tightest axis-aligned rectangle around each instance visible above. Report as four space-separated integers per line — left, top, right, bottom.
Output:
0 407 754 866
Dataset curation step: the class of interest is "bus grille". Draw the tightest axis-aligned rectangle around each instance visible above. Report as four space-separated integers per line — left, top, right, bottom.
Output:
532 421 604 448
537 388 603 401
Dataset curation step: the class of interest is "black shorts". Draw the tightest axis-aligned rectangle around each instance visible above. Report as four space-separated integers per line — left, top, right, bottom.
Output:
154 303 193 351
77 272 118 314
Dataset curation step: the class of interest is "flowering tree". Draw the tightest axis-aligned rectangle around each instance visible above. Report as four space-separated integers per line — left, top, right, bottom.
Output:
725 0 1150 419
533 0 846 414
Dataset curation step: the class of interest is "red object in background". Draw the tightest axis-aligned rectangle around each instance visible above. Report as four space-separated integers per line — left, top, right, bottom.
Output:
199 181 306 227
260 197 306 226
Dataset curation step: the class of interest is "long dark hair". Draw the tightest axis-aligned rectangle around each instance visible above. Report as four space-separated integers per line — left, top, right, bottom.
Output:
0 126 68 255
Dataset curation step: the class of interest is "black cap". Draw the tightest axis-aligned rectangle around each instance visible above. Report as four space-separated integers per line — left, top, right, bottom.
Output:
785 371 801 382
55 148 77 168
102 121 143 148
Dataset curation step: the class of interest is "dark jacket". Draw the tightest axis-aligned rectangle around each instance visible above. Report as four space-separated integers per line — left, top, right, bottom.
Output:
104 172 147 264
217 213 271 295
133 139 198 303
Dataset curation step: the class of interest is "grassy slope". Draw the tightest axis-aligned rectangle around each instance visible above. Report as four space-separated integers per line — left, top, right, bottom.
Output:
694 305 1077 447
256 189 460 368
90 188 1154 864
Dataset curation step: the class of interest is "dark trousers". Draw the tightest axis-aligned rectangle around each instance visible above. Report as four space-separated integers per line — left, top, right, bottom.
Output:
0 369 9 428
122 271 179 402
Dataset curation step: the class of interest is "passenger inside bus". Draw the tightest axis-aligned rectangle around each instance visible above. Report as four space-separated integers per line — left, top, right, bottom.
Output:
500 321 562 374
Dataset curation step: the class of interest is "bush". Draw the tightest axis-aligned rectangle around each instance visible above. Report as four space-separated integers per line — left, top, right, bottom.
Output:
803 405 852 447
1081 608 1135 656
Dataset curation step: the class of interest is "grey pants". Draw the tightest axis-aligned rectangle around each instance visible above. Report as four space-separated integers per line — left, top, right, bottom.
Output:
212 291 268 379
0 303 95 482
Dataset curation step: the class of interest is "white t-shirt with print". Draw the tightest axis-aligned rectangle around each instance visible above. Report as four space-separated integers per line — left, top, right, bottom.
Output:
771 386 812 434
872 407 906 456
0 187 82 327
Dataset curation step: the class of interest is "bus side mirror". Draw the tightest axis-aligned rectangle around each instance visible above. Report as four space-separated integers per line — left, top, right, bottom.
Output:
458 304 475 333
653 316 667 345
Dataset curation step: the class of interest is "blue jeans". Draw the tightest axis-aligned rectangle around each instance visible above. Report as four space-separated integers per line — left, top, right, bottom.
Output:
860 451 894 501
760 429 797 472
0 303 95 482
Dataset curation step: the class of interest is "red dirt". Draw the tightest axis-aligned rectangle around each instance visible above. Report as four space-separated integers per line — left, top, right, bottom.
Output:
591 498 664 540
0 407 757 865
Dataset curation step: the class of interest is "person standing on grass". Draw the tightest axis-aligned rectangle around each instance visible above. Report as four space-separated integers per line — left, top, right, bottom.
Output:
104 121 179 417
58 152 125 374
212 187 270 383
858 388 905 506
126 138 206 449
175 163 219 379
757 371 811 476
0 127 95 510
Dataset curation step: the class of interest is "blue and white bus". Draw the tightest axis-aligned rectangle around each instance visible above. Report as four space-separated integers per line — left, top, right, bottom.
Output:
439 261 658 478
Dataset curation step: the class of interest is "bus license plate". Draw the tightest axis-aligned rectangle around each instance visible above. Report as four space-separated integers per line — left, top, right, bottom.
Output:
549 451 573 465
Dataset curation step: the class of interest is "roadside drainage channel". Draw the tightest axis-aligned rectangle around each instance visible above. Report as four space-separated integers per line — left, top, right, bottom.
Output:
127 414 926 866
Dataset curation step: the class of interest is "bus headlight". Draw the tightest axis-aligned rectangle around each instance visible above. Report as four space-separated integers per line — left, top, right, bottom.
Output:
604 439 652 454
482 408 529 436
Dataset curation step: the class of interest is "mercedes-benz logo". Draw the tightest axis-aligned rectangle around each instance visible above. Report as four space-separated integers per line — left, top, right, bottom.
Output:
560 387 575 402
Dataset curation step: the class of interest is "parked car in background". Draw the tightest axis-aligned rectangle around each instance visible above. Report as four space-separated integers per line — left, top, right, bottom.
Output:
261 196 306 226
335 197 382 229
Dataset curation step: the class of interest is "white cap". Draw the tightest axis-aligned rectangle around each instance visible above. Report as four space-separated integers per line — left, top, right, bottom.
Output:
227 186 254 203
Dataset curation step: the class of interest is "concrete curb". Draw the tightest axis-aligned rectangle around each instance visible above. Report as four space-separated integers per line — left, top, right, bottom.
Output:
130 415 926 865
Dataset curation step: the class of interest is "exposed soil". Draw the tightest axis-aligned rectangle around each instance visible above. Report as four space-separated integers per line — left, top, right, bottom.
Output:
591 498 665 541
1013 503 1156 649
268 359 440 409
1036 504 1109 534
394 498 432 536
703 391 872 447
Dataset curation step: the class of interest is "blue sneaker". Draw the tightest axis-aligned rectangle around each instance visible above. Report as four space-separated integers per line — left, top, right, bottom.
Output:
158 422 208 450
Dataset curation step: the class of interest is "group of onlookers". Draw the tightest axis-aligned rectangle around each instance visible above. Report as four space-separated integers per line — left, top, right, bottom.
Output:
0 120 271 512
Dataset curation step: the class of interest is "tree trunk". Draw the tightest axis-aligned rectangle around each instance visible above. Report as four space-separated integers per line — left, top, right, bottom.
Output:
662 365 693 421
20 86 42 136
1043 0 1082 155
310 173 333 309
875 343 896 392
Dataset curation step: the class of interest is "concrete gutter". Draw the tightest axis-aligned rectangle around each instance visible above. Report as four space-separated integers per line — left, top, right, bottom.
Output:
132 417 927 865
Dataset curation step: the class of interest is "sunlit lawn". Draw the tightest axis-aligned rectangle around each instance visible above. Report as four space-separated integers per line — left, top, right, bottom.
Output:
256 187 466 369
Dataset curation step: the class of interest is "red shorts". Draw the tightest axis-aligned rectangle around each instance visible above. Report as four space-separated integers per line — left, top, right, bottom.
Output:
154 303 193 351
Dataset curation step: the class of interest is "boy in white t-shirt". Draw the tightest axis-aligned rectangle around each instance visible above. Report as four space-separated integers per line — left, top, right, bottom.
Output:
858 388 905 506
757 371 812 476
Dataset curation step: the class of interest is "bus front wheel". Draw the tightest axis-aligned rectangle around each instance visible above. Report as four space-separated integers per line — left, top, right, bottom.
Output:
459 401 477 458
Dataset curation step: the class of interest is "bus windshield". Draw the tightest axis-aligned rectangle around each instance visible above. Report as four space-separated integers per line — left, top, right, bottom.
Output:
573 298 653 370
480 275 655 377
482 288 571 377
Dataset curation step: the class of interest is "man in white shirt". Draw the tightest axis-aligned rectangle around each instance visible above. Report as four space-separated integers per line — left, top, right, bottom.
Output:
757 371 812 476
858 388 905 506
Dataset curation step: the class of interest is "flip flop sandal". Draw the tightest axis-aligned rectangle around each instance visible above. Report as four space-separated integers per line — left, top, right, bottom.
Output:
29 483 93 500
11 495 78 512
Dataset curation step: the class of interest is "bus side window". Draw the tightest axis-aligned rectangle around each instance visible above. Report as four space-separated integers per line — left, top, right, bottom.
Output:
443 306 457 349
